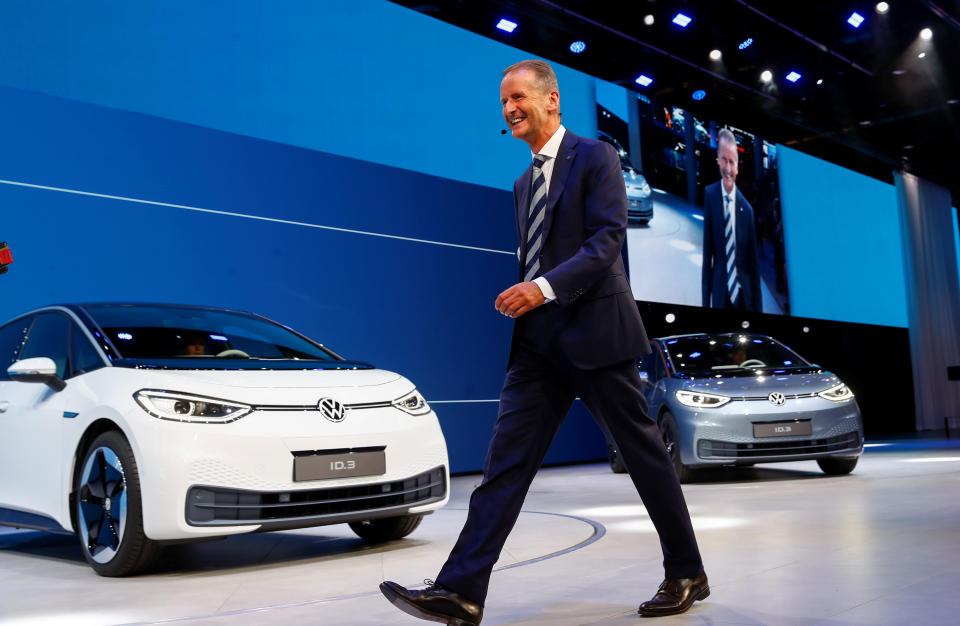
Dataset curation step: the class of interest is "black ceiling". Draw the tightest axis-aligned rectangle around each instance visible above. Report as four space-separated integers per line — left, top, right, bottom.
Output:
395 0 959 197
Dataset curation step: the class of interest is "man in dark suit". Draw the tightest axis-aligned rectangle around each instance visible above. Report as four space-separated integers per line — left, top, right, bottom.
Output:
702 128 762 312
380 60 707 624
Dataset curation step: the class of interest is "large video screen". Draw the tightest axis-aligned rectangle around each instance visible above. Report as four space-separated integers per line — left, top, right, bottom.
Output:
599 95 789 315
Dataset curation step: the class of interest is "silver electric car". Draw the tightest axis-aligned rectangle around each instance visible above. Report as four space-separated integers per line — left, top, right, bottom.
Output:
609 333 863 481
598 131 653 224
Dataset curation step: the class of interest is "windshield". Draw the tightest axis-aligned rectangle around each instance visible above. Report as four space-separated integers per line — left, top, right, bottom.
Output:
662 334 810 376
85 305 339 361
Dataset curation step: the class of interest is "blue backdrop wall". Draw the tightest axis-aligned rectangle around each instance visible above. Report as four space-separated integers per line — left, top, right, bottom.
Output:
0 0 597 192
778 145 909 328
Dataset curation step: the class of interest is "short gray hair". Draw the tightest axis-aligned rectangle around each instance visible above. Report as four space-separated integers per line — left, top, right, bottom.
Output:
503 59 559 95
717 128 737 150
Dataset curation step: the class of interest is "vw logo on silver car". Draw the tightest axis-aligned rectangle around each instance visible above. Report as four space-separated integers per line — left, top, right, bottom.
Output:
768 392 786 406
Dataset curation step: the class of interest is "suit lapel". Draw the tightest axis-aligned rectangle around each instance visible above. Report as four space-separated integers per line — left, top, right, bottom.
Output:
541 131 578 251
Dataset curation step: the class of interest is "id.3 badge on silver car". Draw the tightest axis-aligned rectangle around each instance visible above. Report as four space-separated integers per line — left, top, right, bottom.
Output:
753 420 813 438
294 447 386 481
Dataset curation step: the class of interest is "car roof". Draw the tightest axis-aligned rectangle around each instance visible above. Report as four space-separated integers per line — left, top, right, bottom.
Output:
46 302 260 317
653 332 773 342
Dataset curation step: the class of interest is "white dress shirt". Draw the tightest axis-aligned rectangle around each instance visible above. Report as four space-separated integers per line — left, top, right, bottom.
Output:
527 125 566 302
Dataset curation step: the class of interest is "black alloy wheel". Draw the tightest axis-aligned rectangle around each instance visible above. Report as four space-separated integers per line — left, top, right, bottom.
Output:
75 430 158 576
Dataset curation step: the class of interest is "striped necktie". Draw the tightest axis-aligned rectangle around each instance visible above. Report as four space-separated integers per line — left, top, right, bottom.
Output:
724 194 741 305
523 155 549 282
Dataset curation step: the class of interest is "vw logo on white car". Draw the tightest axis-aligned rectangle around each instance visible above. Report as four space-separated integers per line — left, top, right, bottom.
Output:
768 392 786 406
318 397 346 422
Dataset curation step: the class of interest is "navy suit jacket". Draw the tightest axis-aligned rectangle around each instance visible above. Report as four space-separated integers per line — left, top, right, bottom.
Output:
511 130 649 370
701 180 762 312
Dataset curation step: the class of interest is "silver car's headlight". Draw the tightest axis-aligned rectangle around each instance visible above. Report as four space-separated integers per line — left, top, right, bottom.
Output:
393 389 431 416
818 383 854 402
675 390 731 408
134 390 252 424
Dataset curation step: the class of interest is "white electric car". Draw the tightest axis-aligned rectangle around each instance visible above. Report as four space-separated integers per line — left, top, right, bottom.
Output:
0 303 449 576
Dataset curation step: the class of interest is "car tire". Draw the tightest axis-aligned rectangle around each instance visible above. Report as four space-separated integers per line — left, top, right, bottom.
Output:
817 456 859 475
659 411 691 483
608 443 627 474
75 430 159 576
349 514 424 542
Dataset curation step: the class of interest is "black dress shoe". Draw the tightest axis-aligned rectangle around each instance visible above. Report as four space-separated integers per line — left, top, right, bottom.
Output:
380 580 483 625
638 571 710 617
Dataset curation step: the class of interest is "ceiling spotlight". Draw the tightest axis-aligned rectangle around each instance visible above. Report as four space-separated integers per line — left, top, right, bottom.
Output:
496 18 518 33
786 71 802 83
569 40 586 54
738 38 754 50
672 13 692 28
665 313 676 323
760 70 773 82
644 14 655 26
635 74 654 87
918 51 926 58
709 49 722 61
816 78 824 85
847 12 865 28
875 2 890 14
920 28 933 40
692 90 707 101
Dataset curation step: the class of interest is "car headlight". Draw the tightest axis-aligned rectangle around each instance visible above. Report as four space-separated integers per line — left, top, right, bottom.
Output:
134 390 252 424
675 389 731 408
640 182 651 195
818 383 854 402
393 389 431 416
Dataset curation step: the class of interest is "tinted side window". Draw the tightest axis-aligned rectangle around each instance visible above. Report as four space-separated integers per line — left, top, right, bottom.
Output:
70 323 104 377
19 313 71 379
0 316 34 381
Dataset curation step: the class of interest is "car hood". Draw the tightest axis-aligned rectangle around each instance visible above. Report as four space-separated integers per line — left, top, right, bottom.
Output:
677 370 841 398
134 367 403 389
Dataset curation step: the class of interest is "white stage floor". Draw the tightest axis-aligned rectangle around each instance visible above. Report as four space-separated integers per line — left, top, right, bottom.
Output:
2 440 960 625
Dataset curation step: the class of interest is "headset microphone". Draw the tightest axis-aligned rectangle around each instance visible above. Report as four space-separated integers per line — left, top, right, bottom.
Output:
501 129 509 135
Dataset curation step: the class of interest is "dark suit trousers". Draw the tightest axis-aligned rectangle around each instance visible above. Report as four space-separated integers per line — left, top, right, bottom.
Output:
435 337 703 605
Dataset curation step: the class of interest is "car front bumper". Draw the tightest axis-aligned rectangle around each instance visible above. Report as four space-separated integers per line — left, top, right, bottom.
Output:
628 196 653 220
134 407 450 540
673 397 863 467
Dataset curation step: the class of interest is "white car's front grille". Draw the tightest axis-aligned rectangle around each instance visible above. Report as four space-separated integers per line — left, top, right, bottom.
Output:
185 466 446 527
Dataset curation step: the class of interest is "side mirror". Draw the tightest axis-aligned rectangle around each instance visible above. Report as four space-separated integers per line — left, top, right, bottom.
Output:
8 357 67 391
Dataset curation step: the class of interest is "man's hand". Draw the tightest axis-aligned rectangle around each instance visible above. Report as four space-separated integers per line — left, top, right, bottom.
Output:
495 281 546 318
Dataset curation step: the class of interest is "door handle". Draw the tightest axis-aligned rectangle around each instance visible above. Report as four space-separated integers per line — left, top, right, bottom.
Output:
0 401 9 413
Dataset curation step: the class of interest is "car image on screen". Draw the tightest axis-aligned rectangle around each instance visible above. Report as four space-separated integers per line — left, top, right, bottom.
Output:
608 333 863 481
0 303 449 576
598 131 653 224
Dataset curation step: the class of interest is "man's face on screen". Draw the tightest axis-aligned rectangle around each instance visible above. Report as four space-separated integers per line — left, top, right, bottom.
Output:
717 139 739 194
500 69 558 151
